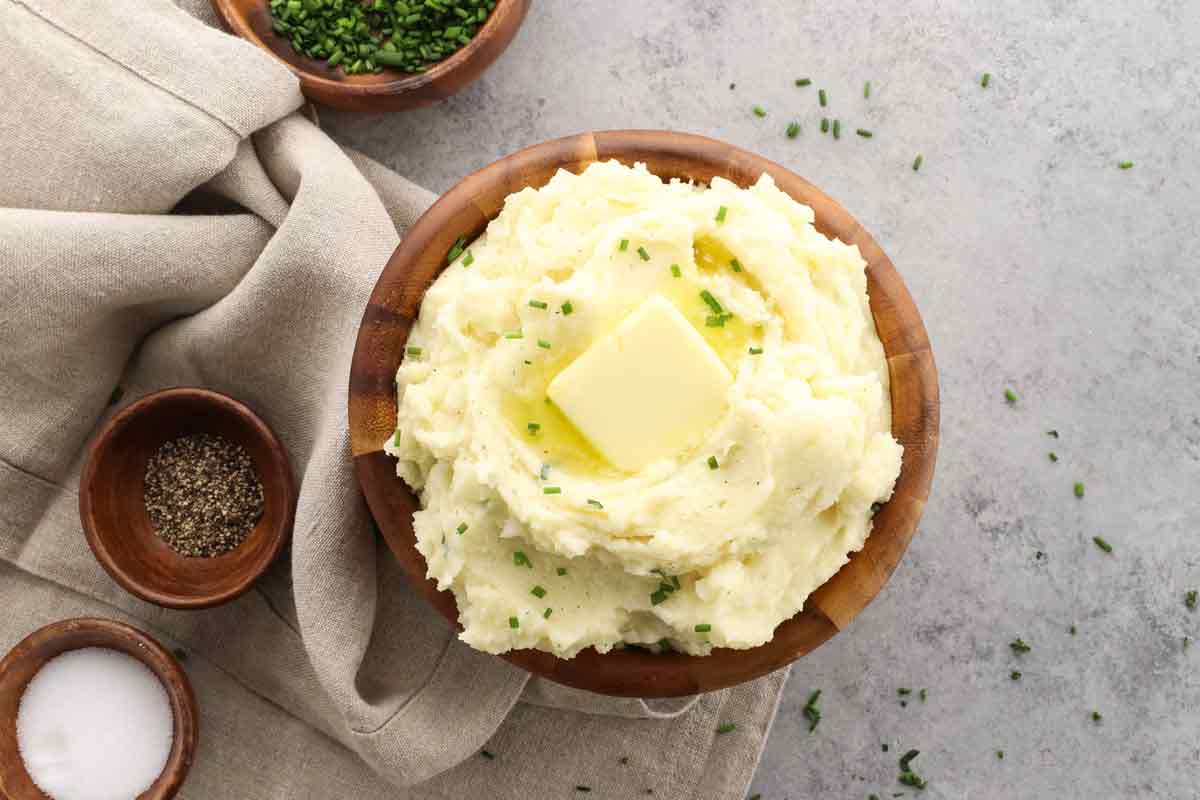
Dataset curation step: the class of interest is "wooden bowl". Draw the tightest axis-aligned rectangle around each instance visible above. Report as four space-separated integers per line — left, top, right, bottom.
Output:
0 618 198 800
79 388 296 610
210 0 530 111
349 131 940 697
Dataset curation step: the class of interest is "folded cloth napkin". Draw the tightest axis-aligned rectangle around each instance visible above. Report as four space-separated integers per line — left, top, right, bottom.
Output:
0 1 788 797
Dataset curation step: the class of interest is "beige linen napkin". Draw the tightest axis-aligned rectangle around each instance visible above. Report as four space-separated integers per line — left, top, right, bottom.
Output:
0 1 788 797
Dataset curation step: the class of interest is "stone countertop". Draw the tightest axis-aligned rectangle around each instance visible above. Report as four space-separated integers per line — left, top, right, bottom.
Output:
324 2 1200 797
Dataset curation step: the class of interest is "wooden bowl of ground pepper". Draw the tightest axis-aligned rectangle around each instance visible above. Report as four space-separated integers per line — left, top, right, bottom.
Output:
79 388 297 610
210 0 530 111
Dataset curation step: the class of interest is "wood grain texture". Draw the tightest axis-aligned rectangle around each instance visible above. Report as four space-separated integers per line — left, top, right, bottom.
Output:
0 618 198 800
209 0 529 111
79 388 297 610
349 131 940 697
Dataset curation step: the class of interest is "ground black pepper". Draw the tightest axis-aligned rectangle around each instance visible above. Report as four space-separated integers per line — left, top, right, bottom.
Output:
144 433 264 558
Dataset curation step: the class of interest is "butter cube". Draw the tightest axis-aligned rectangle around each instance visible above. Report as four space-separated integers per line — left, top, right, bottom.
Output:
548 295 732 471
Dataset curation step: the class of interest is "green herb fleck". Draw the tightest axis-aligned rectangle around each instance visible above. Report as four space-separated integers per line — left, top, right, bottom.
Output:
481 750 495 760
716 206 728 223
1074 481 1085 498
1047 429 1060 438
587 498 604 510
504 330 524 339
795 77 812 86
833 119 842 139
456 522 468 535
447 237 466 263
1049 452 1058 462
997 750 1004 760
898 749 920 772
406 346 422 357
557 567 567 576
752 105 767 117
1011 670 1022 680
1004 388 1017 404
700 290 724 314
898 770 927 790
1010 638 1031 653
919 688 927 702
561 301 574 315
857 128 874 138
786 121 801 138
1118 161 1134 170
864 80 872 98
537 339 551 349
749 346 763 355
528 299 548 309
716 723 737 734
803 689 822 732
695 623 712 633
392 429 402 448
637 246 651 262
897 687 912 696
650 589 668 605
707 455 720 470
818 88 828 106
513 551 532 568
509 616 519 629
619 238 629 251
730 258 743 272
544 607 553 619
670 263 682 278
1091 711 1102 722
531 585 546 599
527 422 541 434
912 154 924 172
1186 590 1197 610
543 486 562 495
1070 624 1077 635
821 117 830 133
981 72 991 88
462 250 475 267
1092 536 1112 554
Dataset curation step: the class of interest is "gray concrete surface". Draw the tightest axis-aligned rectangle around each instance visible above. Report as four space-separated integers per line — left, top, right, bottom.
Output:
324 2 1200 797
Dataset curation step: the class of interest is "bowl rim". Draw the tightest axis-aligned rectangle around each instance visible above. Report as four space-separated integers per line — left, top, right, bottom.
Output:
209 0 527 100
349 129 940 697
78 386 297 610
0 617 198 800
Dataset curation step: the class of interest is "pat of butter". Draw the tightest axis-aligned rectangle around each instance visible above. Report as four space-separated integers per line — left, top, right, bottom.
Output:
547 295 732 471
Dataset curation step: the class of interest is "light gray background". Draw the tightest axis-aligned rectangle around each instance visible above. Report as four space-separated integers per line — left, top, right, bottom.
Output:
325 2 1200 797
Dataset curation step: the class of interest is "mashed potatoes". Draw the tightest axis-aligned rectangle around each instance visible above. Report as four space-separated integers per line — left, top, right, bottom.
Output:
387 160 902 657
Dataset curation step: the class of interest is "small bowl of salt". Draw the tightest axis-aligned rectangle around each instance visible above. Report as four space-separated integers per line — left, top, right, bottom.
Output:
0 617 197 800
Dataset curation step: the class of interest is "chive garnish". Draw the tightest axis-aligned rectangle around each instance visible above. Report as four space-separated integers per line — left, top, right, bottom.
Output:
856 128 873 138
716 723 736 734
637 246 651 261
705 314 728 328
1186 590 1197 610
446 236 466 263
513 551 532 568
752 105 767 117
695 623 712 633
898 749 920 772
557 567 567 576
795 77 812 86
1010 638 1031 653
509 616 519 629
786 121 801 139
544 486 561 495
730 258 743 272
504 330 523 339
1004 388 1018 404
820 117 830 133
619 238 629 251
527 422 541 434
912 153 923 171
531 585 547 598
715 206 728 223
1091 711 1102 722
561 301 574 315
981 72 991 88
650 589 668 605
803 690 822 732
462 250 474 267
528 299 548 309
920 688 927 702
537 339 551 349
749 346 763 355
997 751 1004 760
1048 452 1058 462
1047 429 1060 438
897 687 912 696
818 88 828 106
406 346 422 357
832 119 841 139
707 455 719 470
1074 481 1085 498
864 80 871 98
1118 161 1134 170
456 522 468 535
587 498 604 510
392 429 401 448
700 289 724 314
899 771 927 789
1070 624 1077 635
1011 670 1022 680
1092 535 1112 553
670 264 682 278
544 607 553 619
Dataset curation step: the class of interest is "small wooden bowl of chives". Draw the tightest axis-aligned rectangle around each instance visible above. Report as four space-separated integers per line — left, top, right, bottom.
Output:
79 388 297 610
349 130 940 698
209 0 530 111
0 618 198 800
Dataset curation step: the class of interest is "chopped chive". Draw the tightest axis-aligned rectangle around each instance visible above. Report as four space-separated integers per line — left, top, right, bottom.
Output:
899 771 927 790
752 105 767 117
1074 481 1085 498
729 258 743 272
1186 590 1197 610
509 616 519 629
820 117 830 133
795 77 812 86
528 299 548 309
707 455 719 470
544 486 562 495
557 567 568 576
897 687 912 696
561 301 574 315
856 128 873 138
619 238 629 251
1047 429 1060 438
1011 670 1022 680
1118 161 1134 170
695 623 712 633
981 72 991 88
513 551 532 568
650 589 668 605
997 750 1004 760
912 153 924 171
670 264 682 278
786 121 801 138
671 575 681 590
715 206 728 223
544 607 553 619
863 80 871 98
462 250 474 267
481 750 495 760
392 429 401 448
527 422 541 434
1092 535 1112 553
700 289 724 314
1092 711 1102 722
1070 624 1077 635
803 690 822 731
406 346 422 357
531 585 547 598
456 522 468 535
832 119 841 139
882 744 889 752
899 749 920 772
1010 638 1031 653
1004 388 1018 404
1048 452 1058 462
657 638 671 651
706 314 728 327
537 339 552 349
446 236 466 263
504 330 524 339
919 688 927 702
716 723 737 734
818 88 827 106
637 246 651 261
587 498 604 510
749 346 763 355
